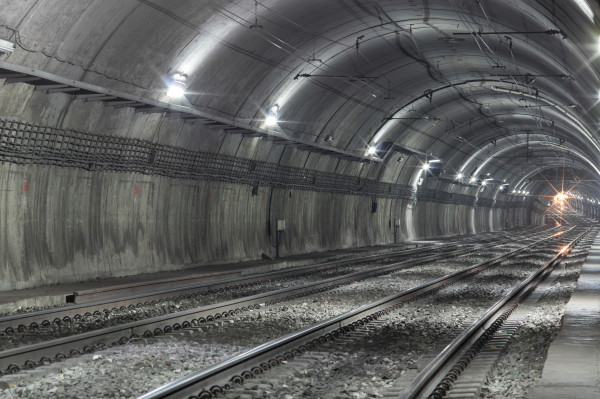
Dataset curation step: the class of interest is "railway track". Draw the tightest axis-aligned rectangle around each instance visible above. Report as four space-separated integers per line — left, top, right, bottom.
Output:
0 228 547 341
399 227 594 399
0 228 561 376
0 229 529 336
133 227 583 399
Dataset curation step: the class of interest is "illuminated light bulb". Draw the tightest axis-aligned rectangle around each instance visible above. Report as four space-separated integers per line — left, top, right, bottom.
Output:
422 163 430 170
456 173 463 179
167 81 185 98
265 105 279 126
265 115 278 126
167 73 187 98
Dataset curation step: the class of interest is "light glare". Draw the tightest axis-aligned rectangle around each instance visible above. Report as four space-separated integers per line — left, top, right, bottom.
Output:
555 192 567 202
167 82 185 98
572 0 594 21
265 115 278 126
167 73 187 98
265 105 279 126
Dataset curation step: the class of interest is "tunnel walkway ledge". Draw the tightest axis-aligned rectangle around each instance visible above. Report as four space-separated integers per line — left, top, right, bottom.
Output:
0 241 427 313
527 233 600 398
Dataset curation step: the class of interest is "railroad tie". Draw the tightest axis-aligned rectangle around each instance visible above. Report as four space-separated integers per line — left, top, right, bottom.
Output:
442 320 520 399
221 351 330 399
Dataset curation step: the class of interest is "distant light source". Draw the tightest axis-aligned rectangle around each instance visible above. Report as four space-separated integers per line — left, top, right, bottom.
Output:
167 73 187 98
265 105 279 126
469 176 476 183
456 173 463 179
422 163 430 170
481 180 487 186
367 146 377 155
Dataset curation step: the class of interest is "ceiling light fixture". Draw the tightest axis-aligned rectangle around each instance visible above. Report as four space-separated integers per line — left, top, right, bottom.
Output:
366 146 377 156
167 73 187 98
265 105 279 126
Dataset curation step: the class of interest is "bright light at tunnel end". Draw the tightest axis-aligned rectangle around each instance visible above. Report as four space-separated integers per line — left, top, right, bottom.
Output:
555 192 569 203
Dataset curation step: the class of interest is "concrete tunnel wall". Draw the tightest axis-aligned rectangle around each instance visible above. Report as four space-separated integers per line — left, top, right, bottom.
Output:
0 158 538 291
0 59 542 291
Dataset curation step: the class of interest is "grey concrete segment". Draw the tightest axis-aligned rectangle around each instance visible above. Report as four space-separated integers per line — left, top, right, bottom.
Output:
0 160 537 291
528 241 600 399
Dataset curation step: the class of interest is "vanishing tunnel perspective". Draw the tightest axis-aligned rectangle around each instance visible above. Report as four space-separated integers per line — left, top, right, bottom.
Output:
0 1 600 398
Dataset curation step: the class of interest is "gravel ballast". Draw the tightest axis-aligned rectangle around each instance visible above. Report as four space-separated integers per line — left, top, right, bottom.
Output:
0 231 588 399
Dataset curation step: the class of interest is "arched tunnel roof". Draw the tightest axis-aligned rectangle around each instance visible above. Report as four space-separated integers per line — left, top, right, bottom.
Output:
1 0 600 201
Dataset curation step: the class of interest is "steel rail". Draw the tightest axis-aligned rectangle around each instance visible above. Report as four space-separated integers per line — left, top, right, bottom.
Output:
0 230 529 334
398 227 591 399
0 242 452 332
135 229 571 399
0 230 563 375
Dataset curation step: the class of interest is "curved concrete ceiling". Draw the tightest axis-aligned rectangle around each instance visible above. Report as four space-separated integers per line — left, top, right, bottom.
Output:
1 0 599 199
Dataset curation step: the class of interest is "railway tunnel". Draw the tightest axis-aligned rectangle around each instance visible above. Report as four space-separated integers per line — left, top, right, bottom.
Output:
1 1 600 398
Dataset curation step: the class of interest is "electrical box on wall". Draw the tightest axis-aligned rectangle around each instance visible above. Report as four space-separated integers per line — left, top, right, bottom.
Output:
276 219 286 231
